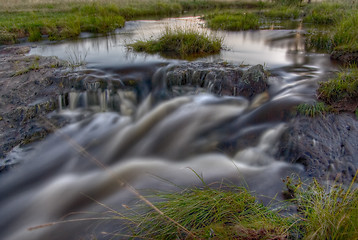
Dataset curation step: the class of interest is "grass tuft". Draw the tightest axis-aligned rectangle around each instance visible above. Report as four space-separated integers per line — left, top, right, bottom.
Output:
127 186 293 239
296 102 332 117
290 176 358 240
128 26 222 59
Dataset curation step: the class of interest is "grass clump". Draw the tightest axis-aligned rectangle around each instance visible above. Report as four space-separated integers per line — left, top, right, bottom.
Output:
318 67 358 104
296 102 332 117
206 13 260 31
291 177 358 240
129 186 293 239
129 26 222 59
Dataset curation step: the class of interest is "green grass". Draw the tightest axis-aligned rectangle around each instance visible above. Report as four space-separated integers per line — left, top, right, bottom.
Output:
206 13 260 31
296 102 332 117
127 186 293 239
318 67 358 104
333 13 358 53
304 4 358 55
178 0 270 12
128 26 222 59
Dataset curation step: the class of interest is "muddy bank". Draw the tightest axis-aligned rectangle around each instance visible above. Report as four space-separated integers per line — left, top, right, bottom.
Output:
0 46 70 165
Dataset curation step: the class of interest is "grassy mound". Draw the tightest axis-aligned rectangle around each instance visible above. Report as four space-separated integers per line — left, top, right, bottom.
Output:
128 26 222 59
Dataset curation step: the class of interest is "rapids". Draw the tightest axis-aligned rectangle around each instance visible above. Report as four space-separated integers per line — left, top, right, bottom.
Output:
0 17 339 239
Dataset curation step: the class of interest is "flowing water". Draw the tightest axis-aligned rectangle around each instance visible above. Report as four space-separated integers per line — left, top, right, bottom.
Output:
0 17 339 239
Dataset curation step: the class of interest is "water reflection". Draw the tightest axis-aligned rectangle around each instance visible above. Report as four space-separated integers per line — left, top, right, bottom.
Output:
29 16 333 70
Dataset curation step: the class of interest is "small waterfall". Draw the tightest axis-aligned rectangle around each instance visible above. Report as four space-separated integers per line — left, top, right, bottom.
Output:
0 61 315 240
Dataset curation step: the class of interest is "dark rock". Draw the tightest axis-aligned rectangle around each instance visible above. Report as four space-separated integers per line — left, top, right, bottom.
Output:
277 113 358 184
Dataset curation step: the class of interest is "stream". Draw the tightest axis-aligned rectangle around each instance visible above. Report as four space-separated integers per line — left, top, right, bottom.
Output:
0 17 340 240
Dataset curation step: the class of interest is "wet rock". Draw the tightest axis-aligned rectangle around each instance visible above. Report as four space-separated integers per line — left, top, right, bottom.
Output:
165 62 268 99
276 113 358 184
0 46 70 160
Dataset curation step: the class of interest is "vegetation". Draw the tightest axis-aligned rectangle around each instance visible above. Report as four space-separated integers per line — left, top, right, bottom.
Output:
333 13 358 53
206 13 260 31
318 67 358 104
303 3 345 25
128 26 222 59
303 3 358 56
296 102 332 117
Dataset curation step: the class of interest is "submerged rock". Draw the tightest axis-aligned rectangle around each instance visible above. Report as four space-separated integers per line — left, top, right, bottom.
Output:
165 62 268 99
277 113 358 184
